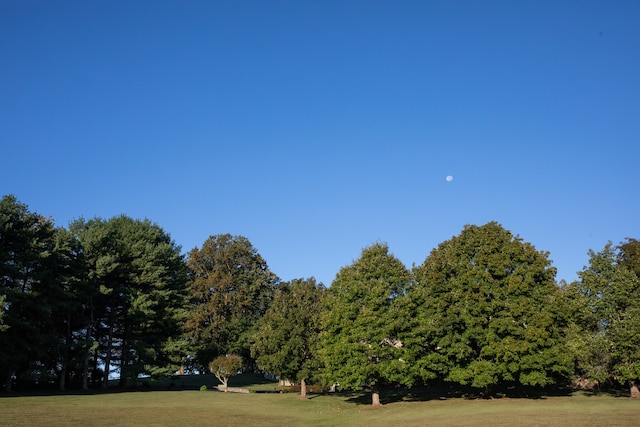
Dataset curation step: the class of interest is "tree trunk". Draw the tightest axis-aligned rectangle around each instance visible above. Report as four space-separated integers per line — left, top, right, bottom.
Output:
4 373 12 392
483 385 493 399
223 379 228 392
102 321 114 389
91 345 100 388
119 337 129 388
82 350 89 391
59 310 71 391
300 378 307 399
372 384 381 407
82 324 91 390
83 299 95 391
119 317 132 388
59 365 67 391
630 380 640 398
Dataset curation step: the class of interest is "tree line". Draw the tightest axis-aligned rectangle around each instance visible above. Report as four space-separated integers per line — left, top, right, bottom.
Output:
1 194 638 404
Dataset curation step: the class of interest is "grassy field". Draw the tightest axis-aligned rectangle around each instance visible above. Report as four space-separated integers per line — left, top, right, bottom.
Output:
1 376 638 426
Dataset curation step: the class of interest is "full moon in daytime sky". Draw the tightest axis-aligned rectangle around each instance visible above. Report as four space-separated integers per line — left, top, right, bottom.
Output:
446 175 454 182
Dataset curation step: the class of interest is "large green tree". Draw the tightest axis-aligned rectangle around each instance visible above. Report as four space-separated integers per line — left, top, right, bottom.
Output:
251 277 325 398
72 215 189 387
320 243 413 407
0 195 60 391
184 234 278 369
568 240 640 397
48 226 91 390
411 222 571 396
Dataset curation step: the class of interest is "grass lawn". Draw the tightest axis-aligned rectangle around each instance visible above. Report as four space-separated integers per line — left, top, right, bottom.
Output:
1 376 638 426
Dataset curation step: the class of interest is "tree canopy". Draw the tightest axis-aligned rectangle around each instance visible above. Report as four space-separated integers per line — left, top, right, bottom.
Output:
209 354 243 392
411 222 572 395
567 240 640 397
251 277 325 398
0 195 59 391
71 215 189 387
2 194 638 398
320 243 413 406
184 234 278 369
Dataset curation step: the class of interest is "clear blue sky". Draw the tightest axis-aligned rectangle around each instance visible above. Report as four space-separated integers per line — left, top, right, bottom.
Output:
2 1 638 286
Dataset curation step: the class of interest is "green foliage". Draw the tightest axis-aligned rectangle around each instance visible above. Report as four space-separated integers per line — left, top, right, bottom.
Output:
411 222 571 392
251 277 325 394
0 195 60 390
568 240 640 395
209 354 243 391
72 215 189 386
618 238 640 277
3 191 638 397
320 243 413 404
185 234 278 367
200 384 207 391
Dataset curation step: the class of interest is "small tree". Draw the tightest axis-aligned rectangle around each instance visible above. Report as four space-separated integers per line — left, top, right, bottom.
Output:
251 278 325 399
209 354 242 392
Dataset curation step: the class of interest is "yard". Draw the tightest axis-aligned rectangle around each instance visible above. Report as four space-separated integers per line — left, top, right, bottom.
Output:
1 375 638 426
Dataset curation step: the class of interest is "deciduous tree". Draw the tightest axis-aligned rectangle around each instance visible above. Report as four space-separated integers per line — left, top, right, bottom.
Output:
185 234 278 368
411 222 571 396
209 354 242 392
320 243 413 407
251 277 325 398
569 240 640 397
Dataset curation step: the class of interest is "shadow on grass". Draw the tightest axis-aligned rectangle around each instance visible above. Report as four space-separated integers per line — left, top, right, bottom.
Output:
341 382 581 406
0 372 279 398
2 375 631 403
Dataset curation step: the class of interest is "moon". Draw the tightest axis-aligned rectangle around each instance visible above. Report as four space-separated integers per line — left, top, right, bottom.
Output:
446 175 454 182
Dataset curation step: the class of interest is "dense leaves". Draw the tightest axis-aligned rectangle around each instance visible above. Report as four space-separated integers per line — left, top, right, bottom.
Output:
184 234 278 368
320 243 413 406
72 215 189 387
0 195 61 390
412 223 572 394
2 194 638 398
251 277 325 398
568 240 640 397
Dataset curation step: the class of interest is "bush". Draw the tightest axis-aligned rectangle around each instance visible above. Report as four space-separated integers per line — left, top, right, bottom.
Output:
200 385 207 392
286 384 324 393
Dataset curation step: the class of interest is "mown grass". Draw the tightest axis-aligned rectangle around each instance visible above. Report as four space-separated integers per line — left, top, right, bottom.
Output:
140 372 284 392
1 376 638 426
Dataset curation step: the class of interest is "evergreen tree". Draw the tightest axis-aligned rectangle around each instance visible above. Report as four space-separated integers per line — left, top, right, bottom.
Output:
72 215 189 387
48 227 89 390
0 195 58 391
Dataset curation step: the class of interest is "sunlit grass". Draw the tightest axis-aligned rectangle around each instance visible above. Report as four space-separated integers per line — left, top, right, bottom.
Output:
2 386 638 426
